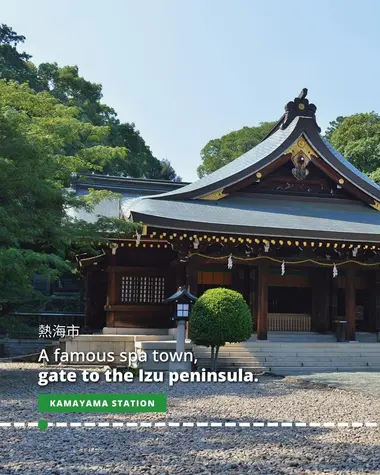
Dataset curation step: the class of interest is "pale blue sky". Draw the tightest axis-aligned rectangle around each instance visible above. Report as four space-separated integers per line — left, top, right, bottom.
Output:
2 0 380 181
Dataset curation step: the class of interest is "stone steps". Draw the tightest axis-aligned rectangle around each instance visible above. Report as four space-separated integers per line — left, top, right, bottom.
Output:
250 332 337 343
193 342 380 375
196 355 380 364
214 366 380 375
103 327 171 336
248 332 378 343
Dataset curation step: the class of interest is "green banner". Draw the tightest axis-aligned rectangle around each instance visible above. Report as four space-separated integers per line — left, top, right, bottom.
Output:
38 394 167 413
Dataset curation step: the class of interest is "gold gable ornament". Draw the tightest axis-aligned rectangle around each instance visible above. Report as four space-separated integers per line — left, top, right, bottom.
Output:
285 136 318 162
370 200 380 211
200 189 228 201
285 136 318 181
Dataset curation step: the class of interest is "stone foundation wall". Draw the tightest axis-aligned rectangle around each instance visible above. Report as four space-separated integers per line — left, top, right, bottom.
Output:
63 334 176 364
0 339 54 358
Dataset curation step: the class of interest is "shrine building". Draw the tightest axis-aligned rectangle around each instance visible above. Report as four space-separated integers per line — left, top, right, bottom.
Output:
78 89 380 341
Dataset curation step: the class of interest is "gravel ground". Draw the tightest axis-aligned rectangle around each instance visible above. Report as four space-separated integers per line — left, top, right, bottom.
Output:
291 372 380 398
0 363 380 474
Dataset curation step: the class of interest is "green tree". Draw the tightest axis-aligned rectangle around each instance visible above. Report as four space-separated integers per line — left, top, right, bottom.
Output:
0 79 136 313
37 62 116 126
0 80 127 183
324 116 345 141
0 102 68 314
152 158 181 182
0 24 40 90
189 288 252 370
104 122 180 180
1 23 180 181
36 62 180 180
197 122 275 177
328 112 380 179
0 22 179 315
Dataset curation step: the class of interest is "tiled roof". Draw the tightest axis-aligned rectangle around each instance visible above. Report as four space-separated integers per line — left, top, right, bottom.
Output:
125 194 380 242
124 107 380 239
151 117 302 199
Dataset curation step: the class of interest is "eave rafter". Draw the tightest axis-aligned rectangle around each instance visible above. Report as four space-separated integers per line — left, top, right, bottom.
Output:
138 226 380 259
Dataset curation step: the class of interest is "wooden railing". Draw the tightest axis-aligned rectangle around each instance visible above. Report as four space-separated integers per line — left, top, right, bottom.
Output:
268 313 311 332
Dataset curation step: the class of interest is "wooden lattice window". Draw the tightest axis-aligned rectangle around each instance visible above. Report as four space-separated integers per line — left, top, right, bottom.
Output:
120 276 165 304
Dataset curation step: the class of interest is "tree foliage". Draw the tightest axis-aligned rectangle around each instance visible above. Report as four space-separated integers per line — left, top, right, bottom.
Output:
327 112 380 182
189 288 252 370
0 23 40 90
197 122 275 177
0 82 137 312
0 101 67 312
0 22 151 313
324 116 346 141
0 23 180 181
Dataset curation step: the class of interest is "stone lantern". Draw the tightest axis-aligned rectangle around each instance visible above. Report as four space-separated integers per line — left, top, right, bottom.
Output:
164 286 197 372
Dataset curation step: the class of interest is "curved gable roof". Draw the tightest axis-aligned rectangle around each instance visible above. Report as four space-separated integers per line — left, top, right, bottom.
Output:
154 116 301 200
124 90 380 224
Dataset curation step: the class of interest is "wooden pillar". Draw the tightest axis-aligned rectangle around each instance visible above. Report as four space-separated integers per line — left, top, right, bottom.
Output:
106 270 117 327
257 261 268 340
330 276 338 333
312 268 330 333
186 255 199 339
177 262 187 290
369 270 380 333
106 250 118 327
249 267 257 333
345 268 356 341
169 258 186 293
83 272 89 328
375 271 380 332
232 266 245 296
186 255 199 296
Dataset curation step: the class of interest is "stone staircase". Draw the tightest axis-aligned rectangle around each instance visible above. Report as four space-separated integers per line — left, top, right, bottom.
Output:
193 337 380 375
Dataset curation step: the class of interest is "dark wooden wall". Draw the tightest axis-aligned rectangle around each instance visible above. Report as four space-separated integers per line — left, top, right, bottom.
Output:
105 246 178 329
87 245 380 334
85 270 108 330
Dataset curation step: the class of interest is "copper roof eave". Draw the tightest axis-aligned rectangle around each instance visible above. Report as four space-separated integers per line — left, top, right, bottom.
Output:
128 211 380 244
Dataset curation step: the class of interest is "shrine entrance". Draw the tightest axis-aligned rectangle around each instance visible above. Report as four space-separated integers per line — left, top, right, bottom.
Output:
267 267 312 332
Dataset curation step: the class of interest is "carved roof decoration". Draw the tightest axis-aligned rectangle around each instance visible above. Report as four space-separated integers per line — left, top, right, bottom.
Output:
286 135 318 162
281 88 321 132
123 89 380 241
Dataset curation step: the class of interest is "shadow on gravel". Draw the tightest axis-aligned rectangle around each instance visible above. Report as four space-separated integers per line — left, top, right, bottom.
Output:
1 365 379 473
1 418 379 474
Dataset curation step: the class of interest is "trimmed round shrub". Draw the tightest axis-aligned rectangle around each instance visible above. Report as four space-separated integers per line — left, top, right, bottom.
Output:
189 288 252 368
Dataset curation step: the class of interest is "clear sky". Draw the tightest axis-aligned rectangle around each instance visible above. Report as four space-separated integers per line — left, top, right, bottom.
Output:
2 0 380 181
